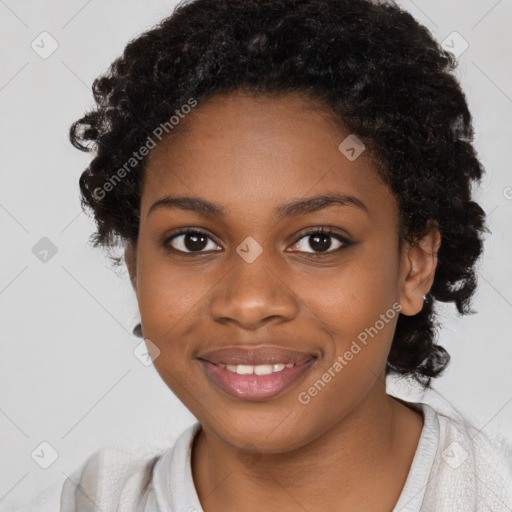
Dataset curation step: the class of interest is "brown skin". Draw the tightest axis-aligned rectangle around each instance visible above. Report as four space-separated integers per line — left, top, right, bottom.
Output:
125 90 441 511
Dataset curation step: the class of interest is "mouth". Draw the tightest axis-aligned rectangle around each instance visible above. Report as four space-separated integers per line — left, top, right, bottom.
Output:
197 345 317 401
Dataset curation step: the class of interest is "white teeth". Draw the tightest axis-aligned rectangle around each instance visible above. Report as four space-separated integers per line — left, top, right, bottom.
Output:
220 362 296 374
255 364 274 375
236 364 254 375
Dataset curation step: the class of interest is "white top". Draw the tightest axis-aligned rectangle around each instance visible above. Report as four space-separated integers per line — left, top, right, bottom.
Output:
11 392 512 512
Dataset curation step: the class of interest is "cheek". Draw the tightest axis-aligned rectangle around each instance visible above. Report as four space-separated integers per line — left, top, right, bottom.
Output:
300 248 400 368
136 253 212 347
135 256 210 398
292 262 400 414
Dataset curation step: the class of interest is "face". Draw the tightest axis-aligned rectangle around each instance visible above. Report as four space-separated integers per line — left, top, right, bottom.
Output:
126 90 438 453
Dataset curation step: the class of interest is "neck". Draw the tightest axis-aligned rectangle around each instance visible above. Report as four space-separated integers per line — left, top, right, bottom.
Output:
191 379 424 512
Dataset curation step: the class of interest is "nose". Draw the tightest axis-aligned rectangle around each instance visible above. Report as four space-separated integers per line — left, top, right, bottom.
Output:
209 253 299 330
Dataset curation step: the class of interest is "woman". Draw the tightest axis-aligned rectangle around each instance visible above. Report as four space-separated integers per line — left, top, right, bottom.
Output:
17 0 512 510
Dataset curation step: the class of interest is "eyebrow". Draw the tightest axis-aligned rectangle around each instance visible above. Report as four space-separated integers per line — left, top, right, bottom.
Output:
148 192 369 219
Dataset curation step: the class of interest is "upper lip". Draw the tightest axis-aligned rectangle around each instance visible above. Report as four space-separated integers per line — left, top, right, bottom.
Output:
198 345 316 366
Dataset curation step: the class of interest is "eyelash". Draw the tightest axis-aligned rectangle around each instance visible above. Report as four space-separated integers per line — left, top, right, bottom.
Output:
162 226 352 257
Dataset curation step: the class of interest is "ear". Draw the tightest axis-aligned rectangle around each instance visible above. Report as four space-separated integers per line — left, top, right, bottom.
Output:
398 222 441 316
124 243 137 291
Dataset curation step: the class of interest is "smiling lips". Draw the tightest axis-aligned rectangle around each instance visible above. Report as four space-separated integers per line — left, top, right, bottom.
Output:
198 345 317 401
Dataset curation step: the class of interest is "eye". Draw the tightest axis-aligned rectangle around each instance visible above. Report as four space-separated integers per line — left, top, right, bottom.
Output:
163 228 221 254
163 226 351 256
288 227 351 254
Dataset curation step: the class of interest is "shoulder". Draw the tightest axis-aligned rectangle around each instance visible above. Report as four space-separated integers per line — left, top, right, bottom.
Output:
423 401 512 510
387 377 512 511
10 446 164 512
10 424 200 512
60 446 162 511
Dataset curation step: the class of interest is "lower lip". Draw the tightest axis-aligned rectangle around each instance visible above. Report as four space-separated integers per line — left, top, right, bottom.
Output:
200 358 316 401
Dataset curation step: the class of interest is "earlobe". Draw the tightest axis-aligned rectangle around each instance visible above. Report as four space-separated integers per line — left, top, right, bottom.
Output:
398 224 441 316
124 243 138 291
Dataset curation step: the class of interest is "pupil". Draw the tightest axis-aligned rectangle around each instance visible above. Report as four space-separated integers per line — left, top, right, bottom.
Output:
310 233 331 252
185 232 208 251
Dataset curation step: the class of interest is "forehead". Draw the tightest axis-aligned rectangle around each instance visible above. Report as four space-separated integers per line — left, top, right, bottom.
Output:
141 91 396 223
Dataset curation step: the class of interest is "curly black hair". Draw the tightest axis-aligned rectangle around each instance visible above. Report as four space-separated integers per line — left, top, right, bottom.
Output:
69 0 489 388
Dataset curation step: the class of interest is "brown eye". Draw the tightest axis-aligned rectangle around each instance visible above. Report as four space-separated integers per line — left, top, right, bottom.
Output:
164 229 221 253
289 228 351 254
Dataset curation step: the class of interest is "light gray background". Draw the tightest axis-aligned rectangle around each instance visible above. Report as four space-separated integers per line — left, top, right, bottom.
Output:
1 0 511 508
